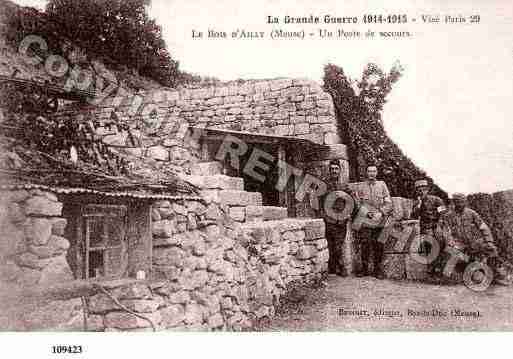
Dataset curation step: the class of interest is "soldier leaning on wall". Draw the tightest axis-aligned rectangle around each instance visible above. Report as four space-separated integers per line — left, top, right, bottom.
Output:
411 179 446 276
354 164 393 280
319 159 351 277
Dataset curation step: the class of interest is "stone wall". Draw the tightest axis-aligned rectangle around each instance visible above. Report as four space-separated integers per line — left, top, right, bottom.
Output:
0 189 80 330
83 197 328 331
139 197 327 331
0 188 328 331
54 78 340 175
85 218 328 331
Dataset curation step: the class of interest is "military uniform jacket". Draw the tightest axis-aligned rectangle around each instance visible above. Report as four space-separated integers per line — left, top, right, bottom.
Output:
352 180 392 215
438 207 494 251
411 194 444 232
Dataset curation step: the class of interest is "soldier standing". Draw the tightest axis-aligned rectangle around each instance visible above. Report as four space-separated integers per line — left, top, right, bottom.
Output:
411 179 445 235
354 165 393 279
320 160 349 276
411 179 446 275
437 193 510 286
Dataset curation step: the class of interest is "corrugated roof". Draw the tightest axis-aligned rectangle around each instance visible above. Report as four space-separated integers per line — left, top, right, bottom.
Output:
0 182 202 200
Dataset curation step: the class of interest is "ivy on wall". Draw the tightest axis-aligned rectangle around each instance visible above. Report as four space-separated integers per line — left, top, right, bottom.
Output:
323 63 447 200
467 193 513 265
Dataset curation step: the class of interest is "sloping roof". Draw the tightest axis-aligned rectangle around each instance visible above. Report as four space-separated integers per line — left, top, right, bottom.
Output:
0 109 197 197
194 127 331 163
0 136 198 197
0 2 198 198
0 182 201 200
194 127 330 149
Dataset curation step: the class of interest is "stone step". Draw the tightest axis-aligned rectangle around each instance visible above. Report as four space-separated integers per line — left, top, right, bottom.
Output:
240 218 326 241
199 189 263 206
219 190 262 206
263 206 289 221
246 205 288 222
190 161 224 176
180 174 244 190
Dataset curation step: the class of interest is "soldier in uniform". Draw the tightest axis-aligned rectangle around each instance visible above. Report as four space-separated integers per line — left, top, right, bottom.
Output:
411 179 445 235
437 193 510 285
354 165 393 279
320 159 350 276
411 179 446 274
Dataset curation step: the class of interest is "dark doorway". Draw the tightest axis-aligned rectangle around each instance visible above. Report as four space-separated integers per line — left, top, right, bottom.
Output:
224 142 280 206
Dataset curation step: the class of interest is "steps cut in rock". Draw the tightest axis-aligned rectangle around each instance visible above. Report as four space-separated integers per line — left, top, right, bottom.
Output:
181 174 244 190
191 161 223 176
246 205 288 222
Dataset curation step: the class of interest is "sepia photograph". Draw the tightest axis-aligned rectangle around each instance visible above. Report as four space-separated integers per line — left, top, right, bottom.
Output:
0 0 512 351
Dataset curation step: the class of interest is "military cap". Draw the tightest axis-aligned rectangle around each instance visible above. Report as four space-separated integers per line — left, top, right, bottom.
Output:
415 179 429 188
452 193 466 200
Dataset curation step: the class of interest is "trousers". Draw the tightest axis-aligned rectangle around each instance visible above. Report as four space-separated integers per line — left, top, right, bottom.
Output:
357 227 384 275
325 222 346 274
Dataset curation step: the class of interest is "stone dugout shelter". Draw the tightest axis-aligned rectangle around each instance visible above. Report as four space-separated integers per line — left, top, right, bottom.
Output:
1 0 512 331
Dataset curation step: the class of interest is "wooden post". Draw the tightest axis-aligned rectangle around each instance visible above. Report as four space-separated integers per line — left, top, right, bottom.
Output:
0 278 147 309
200 139 209 161
286 151 296 217
127 201 152 278
75 210 84 279
84 218 90 280
278 144 288 208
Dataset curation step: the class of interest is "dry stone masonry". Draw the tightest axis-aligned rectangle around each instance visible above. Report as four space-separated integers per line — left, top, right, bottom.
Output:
56 78 340 174
0 163 329 331
0 189 80 330
81 196 328 331
0 189 73 287
144 175 328 330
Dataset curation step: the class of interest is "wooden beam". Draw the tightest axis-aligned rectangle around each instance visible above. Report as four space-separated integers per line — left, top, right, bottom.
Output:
200 140 210 161
0 75 96 100
278 144 288 208
0 278 144 308
286 150 296 217
200 132 283 145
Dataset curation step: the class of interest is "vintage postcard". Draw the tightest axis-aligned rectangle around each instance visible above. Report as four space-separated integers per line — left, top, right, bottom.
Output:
1 0 512 349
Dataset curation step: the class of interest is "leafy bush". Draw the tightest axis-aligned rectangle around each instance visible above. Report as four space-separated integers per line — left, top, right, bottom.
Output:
323 63 447 200
4 0 180 87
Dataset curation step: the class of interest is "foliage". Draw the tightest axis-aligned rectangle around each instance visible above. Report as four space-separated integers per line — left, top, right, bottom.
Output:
467 193 513 264
3 0 180 87
323 63 447 200
176 72 221 88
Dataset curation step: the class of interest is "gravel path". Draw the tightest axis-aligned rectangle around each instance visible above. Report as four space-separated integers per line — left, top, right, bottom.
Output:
259 275 513 331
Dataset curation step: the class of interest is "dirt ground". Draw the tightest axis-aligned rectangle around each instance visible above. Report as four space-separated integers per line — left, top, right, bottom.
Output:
258 275 513 331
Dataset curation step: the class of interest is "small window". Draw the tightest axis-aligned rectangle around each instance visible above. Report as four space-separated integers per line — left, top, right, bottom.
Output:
81 205 127 280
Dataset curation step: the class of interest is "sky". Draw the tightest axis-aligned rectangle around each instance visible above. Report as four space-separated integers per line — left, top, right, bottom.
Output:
12 0 513 194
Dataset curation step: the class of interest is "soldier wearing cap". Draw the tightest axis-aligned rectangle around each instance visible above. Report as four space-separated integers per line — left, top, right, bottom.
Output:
411 179 445 274
319 159 351 276
411 179 445 235
437 193 510 285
